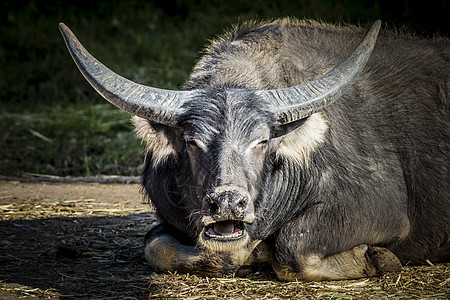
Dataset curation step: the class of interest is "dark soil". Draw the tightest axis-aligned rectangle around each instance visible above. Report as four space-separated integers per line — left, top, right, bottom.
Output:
0 180 448 299
0 180 154 299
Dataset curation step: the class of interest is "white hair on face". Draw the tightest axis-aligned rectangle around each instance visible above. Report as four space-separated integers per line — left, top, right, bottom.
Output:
132 112 327 168
132 116 178 167
275 113 328 167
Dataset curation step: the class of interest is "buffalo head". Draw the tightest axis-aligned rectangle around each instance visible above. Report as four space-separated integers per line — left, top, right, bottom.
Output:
59 21 380 252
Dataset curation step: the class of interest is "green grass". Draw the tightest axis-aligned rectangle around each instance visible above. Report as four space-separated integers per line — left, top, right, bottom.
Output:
0 103 142 176
0 0 447 177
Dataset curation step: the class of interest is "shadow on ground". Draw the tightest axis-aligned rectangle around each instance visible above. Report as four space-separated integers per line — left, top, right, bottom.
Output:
0 213 157 299
0 181 448 299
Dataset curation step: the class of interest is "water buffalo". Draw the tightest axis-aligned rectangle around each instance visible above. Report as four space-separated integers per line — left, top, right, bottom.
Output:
59 19 449 281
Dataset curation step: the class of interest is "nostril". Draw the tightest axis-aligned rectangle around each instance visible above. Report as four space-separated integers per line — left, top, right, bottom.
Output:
235 196 248 212
209 201 220 215
205 190 249 217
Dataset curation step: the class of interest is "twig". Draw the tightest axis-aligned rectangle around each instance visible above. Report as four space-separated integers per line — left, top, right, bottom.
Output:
0 174 140 184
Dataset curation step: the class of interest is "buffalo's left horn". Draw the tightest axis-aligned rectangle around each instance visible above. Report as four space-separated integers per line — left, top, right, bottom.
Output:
261 20 381 124
59 23 189 127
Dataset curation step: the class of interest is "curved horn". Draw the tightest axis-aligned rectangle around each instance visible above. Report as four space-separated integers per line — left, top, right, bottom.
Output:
59 23 189 126
260 20 381 124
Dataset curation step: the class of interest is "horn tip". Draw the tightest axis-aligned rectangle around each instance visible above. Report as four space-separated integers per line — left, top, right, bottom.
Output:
371 20 382 33
58 22 67 31
58 22 71 39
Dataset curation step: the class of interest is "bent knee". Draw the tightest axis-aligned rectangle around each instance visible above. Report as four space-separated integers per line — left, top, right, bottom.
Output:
144 231 181 271
273 245 402 281
144 226 199 272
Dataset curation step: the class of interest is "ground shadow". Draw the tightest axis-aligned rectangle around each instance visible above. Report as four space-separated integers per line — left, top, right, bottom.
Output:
0 213 157 299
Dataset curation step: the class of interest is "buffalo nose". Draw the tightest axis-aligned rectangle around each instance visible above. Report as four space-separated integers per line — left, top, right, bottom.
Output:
206 190 248 218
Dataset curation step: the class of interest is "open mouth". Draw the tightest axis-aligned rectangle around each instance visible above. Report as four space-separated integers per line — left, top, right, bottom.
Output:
204 220 245 241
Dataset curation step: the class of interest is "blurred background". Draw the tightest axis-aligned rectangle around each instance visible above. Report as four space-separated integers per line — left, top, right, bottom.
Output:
1 0 448 177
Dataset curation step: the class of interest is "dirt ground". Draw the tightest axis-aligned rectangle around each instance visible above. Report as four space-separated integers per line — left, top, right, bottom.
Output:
0 180 448 299
0 180 155 299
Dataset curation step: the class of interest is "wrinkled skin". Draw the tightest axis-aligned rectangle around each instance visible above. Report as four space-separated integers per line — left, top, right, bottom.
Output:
61 18 449 281
140 20 448 281
140 90 405 280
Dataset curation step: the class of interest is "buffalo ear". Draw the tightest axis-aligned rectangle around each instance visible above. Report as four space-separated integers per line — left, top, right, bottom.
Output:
132 116 183 166
150 122 183 148
271 117 308 138
270 113 328 166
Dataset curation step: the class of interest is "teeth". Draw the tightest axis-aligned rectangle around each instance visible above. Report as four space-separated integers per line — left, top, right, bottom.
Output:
204 221 245 240
206 230 243 239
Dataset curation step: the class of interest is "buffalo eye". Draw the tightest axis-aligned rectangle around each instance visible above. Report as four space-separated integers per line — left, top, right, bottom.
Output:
258 139 268 146
186 139 198 150
187 139 196 147
185 138 206 152
254 139 269 151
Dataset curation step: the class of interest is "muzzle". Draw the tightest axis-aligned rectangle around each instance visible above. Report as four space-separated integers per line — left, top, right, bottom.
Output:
201 186 255 242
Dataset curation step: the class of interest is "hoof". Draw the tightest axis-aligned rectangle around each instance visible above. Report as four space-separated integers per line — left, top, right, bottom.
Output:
367 246 402 274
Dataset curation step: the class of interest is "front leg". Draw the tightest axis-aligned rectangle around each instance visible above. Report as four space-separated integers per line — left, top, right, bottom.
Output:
273 244 402 281
144 225 257 276
271 210 403 281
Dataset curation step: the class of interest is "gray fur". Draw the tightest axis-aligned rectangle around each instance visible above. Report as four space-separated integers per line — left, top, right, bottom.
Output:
65 18 450 280
141 19 449 280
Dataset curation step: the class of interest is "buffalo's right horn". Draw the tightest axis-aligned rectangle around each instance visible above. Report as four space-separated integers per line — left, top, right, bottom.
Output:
59 23 189 127
261 20 381 124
